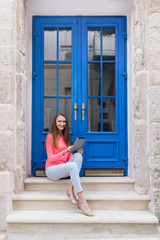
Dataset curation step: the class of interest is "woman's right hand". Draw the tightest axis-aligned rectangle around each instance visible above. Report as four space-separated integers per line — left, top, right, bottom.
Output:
62 146 73 155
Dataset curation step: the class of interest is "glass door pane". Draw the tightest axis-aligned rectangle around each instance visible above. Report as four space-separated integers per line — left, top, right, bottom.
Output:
59 28 72 61
88 27 116 132
43 27 72 132
44 63 57 96
102 27 115 60
44 29 57 61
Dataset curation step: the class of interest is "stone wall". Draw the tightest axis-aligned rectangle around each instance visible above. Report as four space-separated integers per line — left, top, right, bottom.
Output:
133 0 150 194
133 0 160 223
147 0 160 223
0 0 27 235
15 0 27 193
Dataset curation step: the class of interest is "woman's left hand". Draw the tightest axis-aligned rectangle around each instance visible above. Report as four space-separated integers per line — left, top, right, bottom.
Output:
77 147 83 154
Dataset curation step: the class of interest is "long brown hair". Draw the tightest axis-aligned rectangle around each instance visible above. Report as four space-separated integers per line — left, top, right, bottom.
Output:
45 112 72 149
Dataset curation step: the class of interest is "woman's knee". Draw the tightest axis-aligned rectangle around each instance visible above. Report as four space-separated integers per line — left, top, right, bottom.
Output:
68 162 78 171
74 152 83 162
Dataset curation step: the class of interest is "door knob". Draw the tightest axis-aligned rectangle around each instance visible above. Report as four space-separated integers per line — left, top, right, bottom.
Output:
82 103 85 121
74 103 77 121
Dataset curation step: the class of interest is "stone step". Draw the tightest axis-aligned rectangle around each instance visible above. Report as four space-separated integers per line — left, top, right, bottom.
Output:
24 176 135 191
7 210 158 238
7 235 160 240
13 190 150 211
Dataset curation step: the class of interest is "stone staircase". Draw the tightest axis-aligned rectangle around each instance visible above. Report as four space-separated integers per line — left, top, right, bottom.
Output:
7 177 159 240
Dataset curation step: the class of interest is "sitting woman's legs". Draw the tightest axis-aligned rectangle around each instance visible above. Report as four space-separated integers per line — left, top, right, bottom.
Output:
46 153 83 193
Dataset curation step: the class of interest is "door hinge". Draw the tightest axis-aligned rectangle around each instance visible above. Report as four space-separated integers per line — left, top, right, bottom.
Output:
121 32 127 40
121 72 127 80
33 32 39 40
32 72 39 80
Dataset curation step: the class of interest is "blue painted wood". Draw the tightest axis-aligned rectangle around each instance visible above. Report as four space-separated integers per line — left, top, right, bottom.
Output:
81 16 127 175
32 16 127 176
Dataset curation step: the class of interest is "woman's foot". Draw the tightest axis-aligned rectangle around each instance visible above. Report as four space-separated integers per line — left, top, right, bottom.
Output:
78 200 94 217
66 190 77 205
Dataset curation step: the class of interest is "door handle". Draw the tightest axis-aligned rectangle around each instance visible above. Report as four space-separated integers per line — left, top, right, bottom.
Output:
82 103 85 121
74 103 77 121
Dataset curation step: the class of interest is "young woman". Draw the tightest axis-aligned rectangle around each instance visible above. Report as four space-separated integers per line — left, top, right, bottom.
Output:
45 112 94 217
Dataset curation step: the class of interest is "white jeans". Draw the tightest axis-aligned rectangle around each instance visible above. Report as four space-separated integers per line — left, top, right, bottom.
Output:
46 153 83 193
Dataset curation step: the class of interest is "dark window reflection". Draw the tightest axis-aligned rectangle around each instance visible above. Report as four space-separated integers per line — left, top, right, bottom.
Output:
59 28 72 61
59 63 71 96
44 63 57 96
59 98 71 131
103 27 115 61
88 63 101 96
103 98 116 131
88 27 101 61
88 98 101 132
103 63 115 97
43 99 57 132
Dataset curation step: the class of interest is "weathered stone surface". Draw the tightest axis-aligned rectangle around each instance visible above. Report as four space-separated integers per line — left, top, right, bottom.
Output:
16 122 26 166
0 172 14 194
0 0 16 27
150 87 160 105
134 103 148 123
147 0 160 14
0 132 15 171
134 49 147 72
154 191 160 220
0 82 11 104
0 47 16 76
152 169 160 189
149 28 160 49
148 13 160 29
14 0 27 193
14 166 25 193
150 49 160 71
133 2 160 223
134 129 149 194
0 194 12 230
0 105 15 131
149 70 160 86
147 1 160 223
0 28 14 47
0 233 7 240
150 104 160 122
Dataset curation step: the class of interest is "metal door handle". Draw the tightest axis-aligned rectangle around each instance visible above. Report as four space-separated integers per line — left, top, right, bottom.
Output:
82 103 85 121
74 103 77 121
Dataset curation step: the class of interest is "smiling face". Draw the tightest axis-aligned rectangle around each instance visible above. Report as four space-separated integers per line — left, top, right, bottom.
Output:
56 115 67 133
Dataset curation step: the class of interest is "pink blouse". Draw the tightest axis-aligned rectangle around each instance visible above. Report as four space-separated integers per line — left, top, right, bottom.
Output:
45 133 73 170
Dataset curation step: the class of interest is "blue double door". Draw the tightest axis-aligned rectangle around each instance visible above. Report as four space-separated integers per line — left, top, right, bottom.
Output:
32 16 127 176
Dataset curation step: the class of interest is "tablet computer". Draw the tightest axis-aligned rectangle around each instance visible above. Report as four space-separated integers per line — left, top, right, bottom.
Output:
70 137 86 153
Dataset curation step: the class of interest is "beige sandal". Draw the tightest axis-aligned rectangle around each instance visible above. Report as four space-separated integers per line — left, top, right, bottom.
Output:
66 191 77 205
78 202 94 217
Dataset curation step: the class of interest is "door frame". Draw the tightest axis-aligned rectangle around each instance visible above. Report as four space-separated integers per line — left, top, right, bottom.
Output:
32 16 127 176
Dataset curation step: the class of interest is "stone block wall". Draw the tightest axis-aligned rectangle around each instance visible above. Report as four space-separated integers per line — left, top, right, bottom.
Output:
147 0 160 223
0 0 27 235
133 0 160 223
133 0 150 194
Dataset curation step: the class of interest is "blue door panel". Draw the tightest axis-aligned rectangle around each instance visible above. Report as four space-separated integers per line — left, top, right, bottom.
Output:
32 16 127 176
87 141 118 160
80 17 127 174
